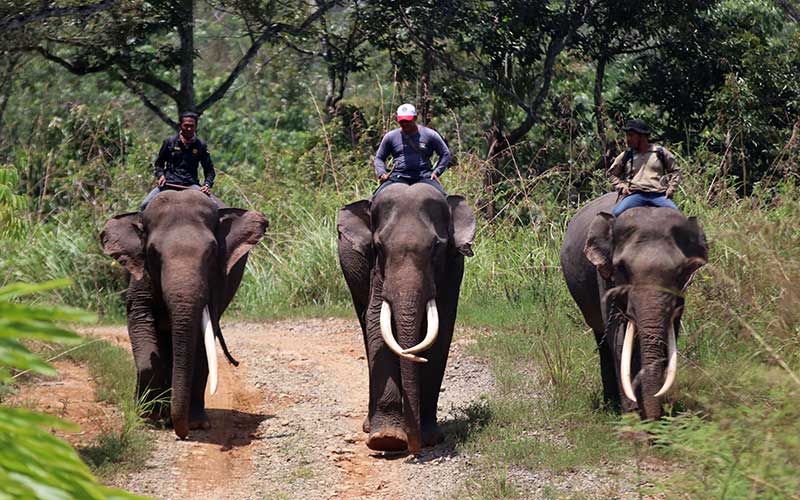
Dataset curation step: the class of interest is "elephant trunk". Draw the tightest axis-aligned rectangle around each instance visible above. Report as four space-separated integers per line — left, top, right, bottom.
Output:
628 292 677 420
168 302 200 438
163 273 209 439
391 293 426 453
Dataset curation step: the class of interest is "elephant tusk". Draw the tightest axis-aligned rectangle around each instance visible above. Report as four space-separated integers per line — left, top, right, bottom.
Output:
380 301 428 363
654 322 678 398
621 321 637 403
202 306 219 395
401 299 439 355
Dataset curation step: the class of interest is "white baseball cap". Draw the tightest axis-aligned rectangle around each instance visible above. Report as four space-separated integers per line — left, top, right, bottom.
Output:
396 103 417 122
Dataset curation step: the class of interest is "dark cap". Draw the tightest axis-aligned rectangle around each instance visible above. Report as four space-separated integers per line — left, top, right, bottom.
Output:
622 119 650 135
179 111 199 123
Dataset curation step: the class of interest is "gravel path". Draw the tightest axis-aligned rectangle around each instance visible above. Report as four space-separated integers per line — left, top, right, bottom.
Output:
95 318 494 500
63 319 667 499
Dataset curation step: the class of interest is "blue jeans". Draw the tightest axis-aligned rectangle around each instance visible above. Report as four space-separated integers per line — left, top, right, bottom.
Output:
373 174 446 198
140 184 208 211
612 192 678 217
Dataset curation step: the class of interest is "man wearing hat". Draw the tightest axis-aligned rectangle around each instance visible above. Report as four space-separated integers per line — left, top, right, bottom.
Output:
372 103 451 196
140 111 217 210
607 119 681 216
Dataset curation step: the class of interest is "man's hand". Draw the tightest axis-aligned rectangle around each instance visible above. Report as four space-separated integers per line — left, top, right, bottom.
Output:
431 172 441 184
157 175 166 187
665 187 675 199
378 173 390 184
201 185 211 195
619 185 631 196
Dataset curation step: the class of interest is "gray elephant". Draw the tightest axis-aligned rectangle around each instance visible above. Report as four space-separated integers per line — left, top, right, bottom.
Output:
560 192 707 419
100 190 267 438
337 183 476 452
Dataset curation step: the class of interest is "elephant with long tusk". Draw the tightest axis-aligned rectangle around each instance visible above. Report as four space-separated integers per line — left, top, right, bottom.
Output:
337 183 476 453
100 190 267 438
560 192 707 419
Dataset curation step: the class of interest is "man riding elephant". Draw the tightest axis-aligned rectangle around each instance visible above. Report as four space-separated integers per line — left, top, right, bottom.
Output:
337 182 475 452
101 190 267 438
141 111 217 211
560 192 707 419
607 119 682 217
373 103 451 196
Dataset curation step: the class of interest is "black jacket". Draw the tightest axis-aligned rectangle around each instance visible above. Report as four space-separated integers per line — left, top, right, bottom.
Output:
153 135 216 188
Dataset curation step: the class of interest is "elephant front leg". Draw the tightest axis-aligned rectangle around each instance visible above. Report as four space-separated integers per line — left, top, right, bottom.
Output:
127 279 171 420
594 328 621 411
364 332 407 452
189 337 211 430
419 309 456 448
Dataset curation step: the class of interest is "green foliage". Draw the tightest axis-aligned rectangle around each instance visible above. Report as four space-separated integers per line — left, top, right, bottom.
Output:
0 280 145 499
0 164 27 240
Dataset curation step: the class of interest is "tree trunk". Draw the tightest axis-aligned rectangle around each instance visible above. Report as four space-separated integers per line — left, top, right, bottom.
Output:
0 54 22 140
482 92 505 219
177 0 196 115
419 32 434 125
321 14 336 121
594 53 609 155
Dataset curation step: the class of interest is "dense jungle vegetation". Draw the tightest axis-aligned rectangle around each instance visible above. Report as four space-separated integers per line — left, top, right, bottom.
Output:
1 0 799 497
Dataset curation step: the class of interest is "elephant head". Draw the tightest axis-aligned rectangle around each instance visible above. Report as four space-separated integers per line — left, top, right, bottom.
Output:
100 190 267 438
338 183 475 452
583 207 707 419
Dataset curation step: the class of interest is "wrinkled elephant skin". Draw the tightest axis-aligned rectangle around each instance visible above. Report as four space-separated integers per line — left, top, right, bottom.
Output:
100 190 267 438
337 183 476 452
560 192 707 419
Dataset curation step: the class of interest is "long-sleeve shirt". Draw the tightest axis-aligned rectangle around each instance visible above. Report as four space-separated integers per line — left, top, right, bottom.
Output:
607 145 681 194
373 126 451 179
153 135 216 188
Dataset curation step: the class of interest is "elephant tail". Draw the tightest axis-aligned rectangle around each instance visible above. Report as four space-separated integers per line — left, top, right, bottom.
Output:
211 312 240 367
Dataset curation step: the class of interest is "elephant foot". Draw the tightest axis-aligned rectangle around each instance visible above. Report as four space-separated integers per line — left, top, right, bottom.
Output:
422 422 444 447
362 416 370 434
366 428 408 452
189 410 211 431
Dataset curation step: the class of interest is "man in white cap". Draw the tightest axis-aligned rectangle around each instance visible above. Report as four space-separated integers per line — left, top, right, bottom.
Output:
373 103 451 196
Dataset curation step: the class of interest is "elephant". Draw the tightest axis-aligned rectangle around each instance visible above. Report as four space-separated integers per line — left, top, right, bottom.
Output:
560 192 708 419
100 189 267 438
337 183 476 453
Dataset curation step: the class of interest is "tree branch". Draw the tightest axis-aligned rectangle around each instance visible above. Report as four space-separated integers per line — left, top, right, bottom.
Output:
398 12 533 116
119 75 177 129
17 46 114 74
775 0 800 23
1 0 118 31
197 1 336 113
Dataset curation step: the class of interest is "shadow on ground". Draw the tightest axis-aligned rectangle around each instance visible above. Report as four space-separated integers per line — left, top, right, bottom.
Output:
190 409 273 450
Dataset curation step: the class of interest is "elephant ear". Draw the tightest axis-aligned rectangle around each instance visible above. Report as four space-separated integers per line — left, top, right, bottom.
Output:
217 208 269 275
447 195 476 257
100 213 145 281
583 212 615 280
673 215 709 279
337 199 372 255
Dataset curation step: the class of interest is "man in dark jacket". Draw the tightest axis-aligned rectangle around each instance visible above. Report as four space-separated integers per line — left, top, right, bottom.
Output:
373 103 451 197
140 111 216 210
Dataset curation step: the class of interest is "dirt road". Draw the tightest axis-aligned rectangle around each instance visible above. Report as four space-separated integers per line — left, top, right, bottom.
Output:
79 318 493 500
